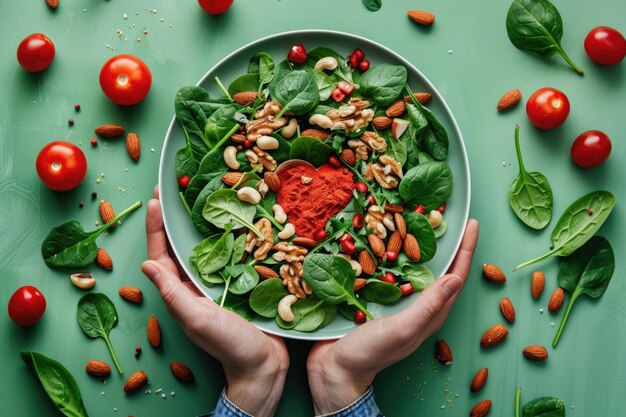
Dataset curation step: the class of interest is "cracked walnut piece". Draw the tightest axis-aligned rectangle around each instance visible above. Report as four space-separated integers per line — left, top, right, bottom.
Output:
272 242 308 263
365 205 395 239
246 100 288 142
366 155 404 189
246 146 277 172
280 262 306 299
324 98 375 133
245 218 274 260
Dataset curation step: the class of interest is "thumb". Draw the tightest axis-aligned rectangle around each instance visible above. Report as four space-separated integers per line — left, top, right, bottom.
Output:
404 273 464 327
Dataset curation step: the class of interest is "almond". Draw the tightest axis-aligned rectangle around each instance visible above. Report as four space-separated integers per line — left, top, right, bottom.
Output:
404 234 421 262
170 361 195 383
222 172 244 186
230 133 247 144
394 212 407 239
85 360 111 377
470 399 492 417
548 287 565 312
499 297 515 323
353 278 367 292
408 10 436 26
522 345 548 361
470 368 488 392
99 200 117 227
232 91 258 106
531 271 545 299
119 286 143 304
264 172 281 193
340 149 357 167
95 124 125 138
292 237 317 248
385 203 405 213
387 231 403 254
301 128 329 141
436 339 453 365
126 133 141 161
404 92 432 105
480 324 509 348
254 265 279 279
497 88 522 111
96 248 113 270
124 370 148 393
385 100 406 117
371 116 393 130
358 250 376 276
482 264 506 284
147 314 161 348
368 234 386 257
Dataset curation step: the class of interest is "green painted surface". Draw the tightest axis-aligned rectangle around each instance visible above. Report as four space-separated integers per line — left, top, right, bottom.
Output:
1 1 624 416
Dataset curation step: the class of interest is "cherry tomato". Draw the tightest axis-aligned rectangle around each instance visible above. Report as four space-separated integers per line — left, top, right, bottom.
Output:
526 87 570 130
197 0 233 15
354 310 367 324
584 26 626 65
570 130 612 168
380 272 396 285
399 282 414 296
36 141 87 191
99 54 152 106
17 33 55 72
8 286 46 326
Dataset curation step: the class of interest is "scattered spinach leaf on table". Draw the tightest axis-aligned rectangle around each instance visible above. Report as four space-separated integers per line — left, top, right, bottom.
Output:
522 396 565 417
362 0 382 12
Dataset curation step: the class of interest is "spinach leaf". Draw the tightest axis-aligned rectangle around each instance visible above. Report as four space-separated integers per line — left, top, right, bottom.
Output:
230 234 247 265
289 136 335 166
509 125 553 230
76 293 122 374
215 293 254 321
21 351 89 417
42 201 142 269
315 70 334 101
522 396 566 417
293 299 327 332
249 278 289 318
191 175 224 235
268 60 293 98
433 218 448 238
514 190 615 270
404 212 437 262
319 303 338 329
552 236 614 347
227 73 260 97
204 105 240 149
226 264 259 295
506 0 583 75
405 91 449 160
306 47 354 83
270 133 292 164
399 162 453 211
249 52 275 91
362 279 402 304
193 228 235 277
175 129 199 179
175 86 232 141
202 189 263 237
362 0 382 11
303 254 373 319
338 296 368 320
359 64 407 106
273 70 320 117
401 262 435 291
384 130 408 166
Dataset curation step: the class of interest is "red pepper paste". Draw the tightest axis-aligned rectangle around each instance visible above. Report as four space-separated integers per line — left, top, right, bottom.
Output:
276 163 354 240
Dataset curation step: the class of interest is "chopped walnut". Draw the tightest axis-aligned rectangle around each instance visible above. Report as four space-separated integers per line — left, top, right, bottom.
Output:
371 163 398 189
245 218 274 260
365 205 395 239
368 156 403 189
246 100 288 141
272 242 308 263
325 98 374 133
360 131 387 152
280 262 306 299
379 155 403 179
347 139 370 161
245 146 277 172
363 163 374 181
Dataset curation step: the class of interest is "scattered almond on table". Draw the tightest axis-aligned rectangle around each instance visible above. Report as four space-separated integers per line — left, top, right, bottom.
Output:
95 247 113 270
548 287 565 312
480 324 509 348
85 360 111 377
482 263 506 284
436 339 453 365
95 124 125 138
147 314 161 348
531 271 545 298
470 399 492 417
119 286 143 304
470 368 488 392
124 370 148 393
170 361 195 383
407 10 436 26
126 133 141 161
499 297 516 323
522 345 549 361
497 88 522 111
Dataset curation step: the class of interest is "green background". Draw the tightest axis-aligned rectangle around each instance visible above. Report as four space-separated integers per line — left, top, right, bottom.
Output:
1 0 624 416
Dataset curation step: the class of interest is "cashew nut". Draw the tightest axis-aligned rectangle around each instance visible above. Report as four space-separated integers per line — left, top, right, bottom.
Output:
257 179 269 197
281 118 298 139
256 135 280 150
309 114 333 130
277 223 296 240
278 294 298 322
428 210 443 229
237 186 261 205
70 273 96 290
272 204 287 224
314 56 338 71
224 146 240 170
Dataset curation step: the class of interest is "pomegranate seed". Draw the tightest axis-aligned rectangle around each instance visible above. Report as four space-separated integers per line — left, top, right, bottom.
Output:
337 81 355 95
349 54 360 68
328 155 342 168
368 195 376 205
352 213 364 228
381 272 396 284
331 87 346 103
244 139 252 148
437 203 446 213
341 239 356 255
353 48 365 62
414 204 425 214
338 233 353 243
354 182 368 193
354 310 366 324
359 60 370 71
90 138 97 147
385 251 398 262
287 43 307 64
178 175 191 188
74 103 81 111
135 346 142 353
588 209 593 215
314 229 328 241
399 282 414 296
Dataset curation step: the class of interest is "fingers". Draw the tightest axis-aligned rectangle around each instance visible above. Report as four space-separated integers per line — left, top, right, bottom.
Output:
153 184 159 199
145 198 180 275
447 218 479 278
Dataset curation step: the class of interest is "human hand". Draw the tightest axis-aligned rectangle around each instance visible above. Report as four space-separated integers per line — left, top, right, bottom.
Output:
306 219 479 415
141 189 289 417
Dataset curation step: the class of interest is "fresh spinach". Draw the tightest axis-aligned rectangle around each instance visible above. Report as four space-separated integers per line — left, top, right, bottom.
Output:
399 162 453 211
404 212 437 262
359 64 407 106
215 293 255 321
227 73 260 97
21 351 89 417
175 128 200 179
522 397 565 417
384 130 408 166
226 264 260 295
506 0 583 75
204 105 241 149
191 176 224 235
433 218 448 238
175 86 233 141
362 0 382 11
268 60 293 98
202 189 263 238
289 136 335 166
293 299 327 332
249 278 289 318
401 262 435 291
230 234 247 265
248 52 275 92
273 70 320 117
318 303 338 329
338 296 368 320
41 201 142 269
193 227 235 277
306 47 354 83
303 254 374 319
362 279 402 304
552 236 615 347
509 124 553 230
315 70 334 101
405 88 449 160
76 293 123 374
514 190 615 271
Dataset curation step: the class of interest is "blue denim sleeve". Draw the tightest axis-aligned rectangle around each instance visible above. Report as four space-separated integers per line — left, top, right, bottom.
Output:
198 389 253 417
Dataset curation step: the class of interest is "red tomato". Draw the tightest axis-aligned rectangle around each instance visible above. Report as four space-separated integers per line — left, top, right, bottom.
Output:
526 87 570 130
8 286 46 326
584 26 626 65
36 141 87 191
17 33 55 72
99 54 152 106
197 0 233 14
571 130 612 168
